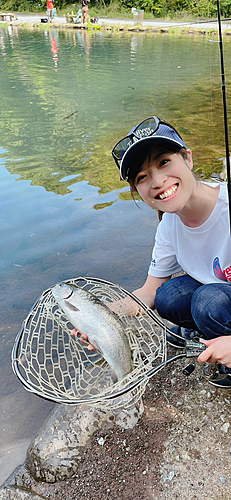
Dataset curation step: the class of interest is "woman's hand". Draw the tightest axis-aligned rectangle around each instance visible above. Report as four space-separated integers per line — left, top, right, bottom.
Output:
71 329 95 351
198 336 231 368
108 296 145 317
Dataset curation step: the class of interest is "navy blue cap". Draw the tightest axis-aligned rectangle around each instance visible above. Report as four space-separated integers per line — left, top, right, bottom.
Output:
120 122 187 181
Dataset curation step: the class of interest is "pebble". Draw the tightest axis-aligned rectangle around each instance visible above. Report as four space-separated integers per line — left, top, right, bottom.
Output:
221 422 230 433
98 437 105 446
164 471 174 482
220 475 227 484
190 484 197 490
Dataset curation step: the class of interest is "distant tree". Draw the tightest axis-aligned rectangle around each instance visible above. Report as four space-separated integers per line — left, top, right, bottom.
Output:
0 0 70 11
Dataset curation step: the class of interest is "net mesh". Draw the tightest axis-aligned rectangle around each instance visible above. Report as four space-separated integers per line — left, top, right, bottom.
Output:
12 277 167 410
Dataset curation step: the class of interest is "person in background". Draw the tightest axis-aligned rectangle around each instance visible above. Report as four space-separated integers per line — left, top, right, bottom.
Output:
47 0 54 23
81 0 90 24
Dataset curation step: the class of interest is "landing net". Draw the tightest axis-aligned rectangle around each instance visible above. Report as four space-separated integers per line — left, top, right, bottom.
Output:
12 277 169 411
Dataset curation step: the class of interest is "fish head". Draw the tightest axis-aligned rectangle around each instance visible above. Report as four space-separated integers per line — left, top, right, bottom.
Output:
52 283 73 302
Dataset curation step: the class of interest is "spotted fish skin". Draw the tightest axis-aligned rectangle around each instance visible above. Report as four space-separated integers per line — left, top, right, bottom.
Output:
52 283 132 383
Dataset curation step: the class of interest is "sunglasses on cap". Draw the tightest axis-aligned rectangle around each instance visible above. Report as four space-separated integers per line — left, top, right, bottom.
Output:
111 116 183 176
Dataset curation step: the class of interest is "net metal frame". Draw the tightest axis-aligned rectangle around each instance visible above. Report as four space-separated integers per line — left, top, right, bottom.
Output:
12 277 183 410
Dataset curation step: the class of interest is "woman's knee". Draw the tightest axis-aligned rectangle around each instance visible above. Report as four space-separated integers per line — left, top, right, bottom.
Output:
191 284 231 333
155 275 201 319
155 278 179 316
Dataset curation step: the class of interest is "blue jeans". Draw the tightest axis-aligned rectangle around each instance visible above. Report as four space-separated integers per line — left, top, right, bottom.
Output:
155 275 231 340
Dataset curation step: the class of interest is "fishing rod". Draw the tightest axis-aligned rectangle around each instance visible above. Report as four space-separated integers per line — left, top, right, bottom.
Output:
216 0 231 230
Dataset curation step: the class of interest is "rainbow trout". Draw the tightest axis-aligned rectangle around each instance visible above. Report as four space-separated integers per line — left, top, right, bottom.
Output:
52 283 132 383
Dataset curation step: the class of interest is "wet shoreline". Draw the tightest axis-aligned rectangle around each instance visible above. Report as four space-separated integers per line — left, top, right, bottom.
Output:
1 12 231 34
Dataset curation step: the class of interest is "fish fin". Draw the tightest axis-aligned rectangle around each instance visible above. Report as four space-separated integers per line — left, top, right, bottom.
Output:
111 369 118 384
65 301 79 312
90 339 104 355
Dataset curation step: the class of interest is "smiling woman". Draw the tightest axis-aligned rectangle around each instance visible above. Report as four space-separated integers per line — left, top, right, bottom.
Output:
111 116 231 388
134 149 196 216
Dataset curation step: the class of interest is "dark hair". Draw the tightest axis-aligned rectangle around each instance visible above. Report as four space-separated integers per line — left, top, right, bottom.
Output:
128 146 193 221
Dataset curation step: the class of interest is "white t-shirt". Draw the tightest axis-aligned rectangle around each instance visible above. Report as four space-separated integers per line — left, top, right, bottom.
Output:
148 182 231 284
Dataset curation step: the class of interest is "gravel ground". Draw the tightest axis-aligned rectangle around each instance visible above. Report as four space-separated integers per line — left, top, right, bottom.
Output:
8 348 231 500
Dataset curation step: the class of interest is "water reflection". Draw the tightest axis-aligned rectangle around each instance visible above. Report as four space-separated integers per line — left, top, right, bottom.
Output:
50 30 59 70
1 28 231 202
82 30 91 68
130 35 138 71
0 31 6 58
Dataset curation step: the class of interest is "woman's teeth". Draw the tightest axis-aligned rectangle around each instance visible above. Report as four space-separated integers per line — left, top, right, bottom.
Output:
158 185 177 200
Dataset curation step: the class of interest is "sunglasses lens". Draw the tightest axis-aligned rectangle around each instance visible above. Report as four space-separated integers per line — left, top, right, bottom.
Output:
113 137 132 160
112 117 160 164
135 117 159 138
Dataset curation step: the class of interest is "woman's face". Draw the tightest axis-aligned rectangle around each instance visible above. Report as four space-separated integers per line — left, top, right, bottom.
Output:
135 149 196 215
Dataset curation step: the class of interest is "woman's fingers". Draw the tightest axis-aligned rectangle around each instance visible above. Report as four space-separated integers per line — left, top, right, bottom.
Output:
86 343 96 351
71 328 80 338
71 328 95 351
197 336 231 368
78 332 88 344
108 298 145 317
198 344 216 364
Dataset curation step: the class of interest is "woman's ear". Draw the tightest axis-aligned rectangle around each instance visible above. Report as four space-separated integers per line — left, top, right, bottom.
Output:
186 149 193 170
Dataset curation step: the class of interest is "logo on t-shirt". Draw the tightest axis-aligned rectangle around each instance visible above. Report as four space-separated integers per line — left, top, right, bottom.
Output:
213 257 231 282
151 258 156 267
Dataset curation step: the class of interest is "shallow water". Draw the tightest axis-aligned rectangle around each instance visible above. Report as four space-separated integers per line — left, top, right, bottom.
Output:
1 25 231 485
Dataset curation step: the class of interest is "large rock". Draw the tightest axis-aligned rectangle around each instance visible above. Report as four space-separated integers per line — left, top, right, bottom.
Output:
26 402 143 483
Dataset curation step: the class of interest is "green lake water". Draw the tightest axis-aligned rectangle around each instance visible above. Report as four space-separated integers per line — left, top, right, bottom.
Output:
1 25 231 484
